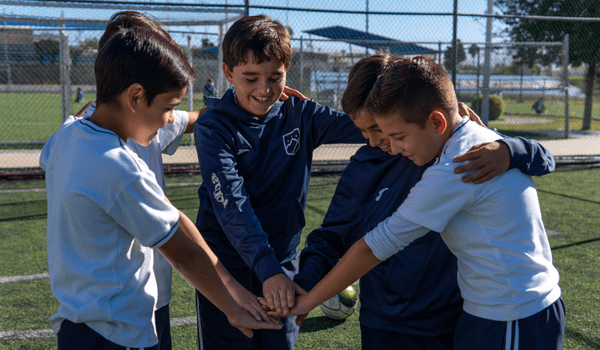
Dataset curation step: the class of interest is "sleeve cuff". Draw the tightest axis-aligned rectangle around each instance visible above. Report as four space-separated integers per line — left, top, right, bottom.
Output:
293 275 317 293
498 137 522 170
254 254 285 283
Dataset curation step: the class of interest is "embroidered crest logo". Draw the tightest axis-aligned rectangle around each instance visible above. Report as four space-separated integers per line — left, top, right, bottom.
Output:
282 128 301 156
211 173 228 208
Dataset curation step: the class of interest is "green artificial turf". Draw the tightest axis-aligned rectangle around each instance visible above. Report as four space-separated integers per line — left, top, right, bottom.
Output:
0 167 599 349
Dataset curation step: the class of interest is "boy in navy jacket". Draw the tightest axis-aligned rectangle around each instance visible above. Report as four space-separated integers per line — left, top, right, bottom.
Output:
193 15 364 350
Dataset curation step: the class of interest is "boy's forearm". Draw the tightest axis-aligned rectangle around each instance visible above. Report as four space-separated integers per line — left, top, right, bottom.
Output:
303 238 381 310
501 137 556 176
158 226 241 318
185 106 206 133
175 210 241 290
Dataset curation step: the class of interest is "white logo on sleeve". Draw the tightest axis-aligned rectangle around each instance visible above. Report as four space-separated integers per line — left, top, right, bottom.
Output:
375 188 389 201
282 128 301 155
211 173 228 208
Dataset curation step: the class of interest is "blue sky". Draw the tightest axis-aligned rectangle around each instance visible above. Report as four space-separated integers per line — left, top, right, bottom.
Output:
0 0 507 53
267 0 496 44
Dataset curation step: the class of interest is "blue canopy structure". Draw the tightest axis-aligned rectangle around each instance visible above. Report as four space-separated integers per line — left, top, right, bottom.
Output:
303 26 435 55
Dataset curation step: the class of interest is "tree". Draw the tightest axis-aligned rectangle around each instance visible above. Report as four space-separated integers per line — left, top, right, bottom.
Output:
496 0 600 130
469 44 481 95
443 39 467 73
34 39 59 63
201 38 214 48
70 38 98 56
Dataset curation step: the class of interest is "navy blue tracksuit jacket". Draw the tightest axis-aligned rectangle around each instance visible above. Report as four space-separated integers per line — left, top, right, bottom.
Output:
194 88 364 282
294 136 555 337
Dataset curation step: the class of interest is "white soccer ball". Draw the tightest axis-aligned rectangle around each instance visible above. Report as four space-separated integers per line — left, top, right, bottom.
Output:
319 285 358 320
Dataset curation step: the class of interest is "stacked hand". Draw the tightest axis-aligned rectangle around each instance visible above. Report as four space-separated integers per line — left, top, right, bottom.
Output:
258 273 312 326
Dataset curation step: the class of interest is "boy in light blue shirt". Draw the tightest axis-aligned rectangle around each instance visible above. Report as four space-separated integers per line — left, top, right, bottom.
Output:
41 24 281 350
282 56 564 350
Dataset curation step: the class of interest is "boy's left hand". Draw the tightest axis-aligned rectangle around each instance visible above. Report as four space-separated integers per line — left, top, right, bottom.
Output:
262 273 297 316
453 141 510 184
262 292 312 326
228 280 282 325
280 86 307 101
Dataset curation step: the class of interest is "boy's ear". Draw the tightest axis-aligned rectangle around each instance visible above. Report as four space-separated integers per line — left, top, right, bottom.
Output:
429 110 447 134
126 83 145 112
222 63 234 84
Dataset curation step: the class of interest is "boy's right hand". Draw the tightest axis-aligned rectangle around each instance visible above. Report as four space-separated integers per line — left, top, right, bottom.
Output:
260 284 309 326
263 273 296 316
75 99 95 118
226 306 284 338
458 102 485 127
281 86 307 101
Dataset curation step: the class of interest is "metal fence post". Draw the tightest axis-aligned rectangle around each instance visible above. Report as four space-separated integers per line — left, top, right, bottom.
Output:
481 0 493 126
3 14 11 92
188 35 194 146
60 29 70 123
217 22 224 96
563 34 570 139
300 36 304 94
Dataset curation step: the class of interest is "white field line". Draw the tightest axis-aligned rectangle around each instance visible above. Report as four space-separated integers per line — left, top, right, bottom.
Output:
0 273 49 283
0 188 46 194
0 317 197 341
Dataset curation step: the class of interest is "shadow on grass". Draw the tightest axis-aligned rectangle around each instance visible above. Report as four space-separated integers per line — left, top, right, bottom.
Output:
0 213 47 222
537 189 600 206
565 325 600 349
299 316 348 333
0 199 46 208
551 237 600 251
0 199 47 222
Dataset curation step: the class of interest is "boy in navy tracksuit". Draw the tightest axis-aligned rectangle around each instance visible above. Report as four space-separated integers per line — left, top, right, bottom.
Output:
293 55 556 350
193 15 364 350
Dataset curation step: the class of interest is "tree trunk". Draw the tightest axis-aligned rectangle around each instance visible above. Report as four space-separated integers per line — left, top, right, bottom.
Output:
582 63 595 130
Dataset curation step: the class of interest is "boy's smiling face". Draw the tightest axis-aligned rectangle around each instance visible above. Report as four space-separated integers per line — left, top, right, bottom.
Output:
374 111 446 166
352 109 392 154
223 52 286 118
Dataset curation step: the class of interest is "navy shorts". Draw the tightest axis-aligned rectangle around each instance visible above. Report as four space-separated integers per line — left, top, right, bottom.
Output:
454 297 565 350
195 257 299 350
360 324 454 350
155 304 172 350
57 319 159 350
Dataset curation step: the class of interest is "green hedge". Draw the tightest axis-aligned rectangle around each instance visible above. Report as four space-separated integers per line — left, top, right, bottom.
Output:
471 94 506 121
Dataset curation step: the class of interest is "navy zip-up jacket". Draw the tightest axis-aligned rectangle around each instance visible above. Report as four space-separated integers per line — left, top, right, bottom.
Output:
194 88 364 282
294 136 555 336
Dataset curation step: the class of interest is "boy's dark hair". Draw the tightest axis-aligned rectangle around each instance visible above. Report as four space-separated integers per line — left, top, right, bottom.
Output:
98 11 175 51
364 56 458 127
94 27 195 106
341 54 404 119
222 15 292 71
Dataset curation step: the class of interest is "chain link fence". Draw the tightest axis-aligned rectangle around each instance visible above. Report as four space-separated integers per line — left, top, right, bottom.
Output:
0 1 599 174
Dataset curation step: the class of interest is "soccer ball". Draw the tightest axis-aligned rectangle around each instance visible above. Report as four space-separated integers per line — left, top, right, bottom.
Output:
320 285 358 320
